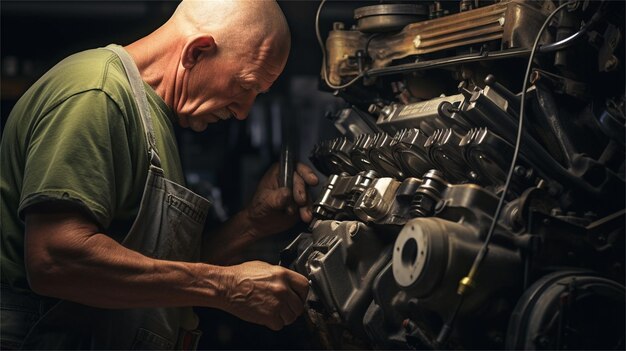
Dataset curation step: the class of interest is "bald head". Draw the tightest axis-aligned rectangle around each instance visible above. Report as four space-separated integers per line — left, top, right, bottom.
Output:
126 0 291 129
170 0 290 61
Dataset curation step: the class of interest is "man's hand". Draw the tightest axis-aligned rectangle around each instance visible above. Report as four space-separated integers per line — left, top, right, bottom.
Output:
245 163 318 238
221 261 309 330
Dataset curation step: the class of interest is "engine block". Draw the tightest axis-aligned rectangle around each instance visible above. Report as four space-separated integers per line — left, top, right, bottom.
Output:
283 0 625 349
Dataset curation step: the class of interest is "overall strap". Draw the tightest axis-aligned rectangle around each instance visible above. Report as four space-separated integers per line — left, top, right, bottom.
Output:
104 44 161 167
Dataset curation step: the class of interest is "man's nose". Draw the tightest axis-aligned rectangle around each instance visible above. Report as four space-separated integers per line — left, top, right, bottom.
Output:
231 93 258 120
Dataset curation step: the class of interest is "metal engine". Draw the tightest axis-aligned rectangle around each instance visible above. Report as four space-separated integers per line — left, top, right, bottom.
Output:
282 0 625 349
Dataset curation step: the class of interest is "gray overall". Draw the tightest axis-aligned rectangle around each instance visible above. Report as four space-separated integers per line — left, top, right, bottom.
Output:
1 45 211 350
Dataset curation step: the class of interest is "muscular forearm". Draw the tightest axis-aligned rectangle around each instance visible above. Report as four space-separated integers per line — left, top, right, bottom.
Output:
24 207 310 331
25 210 232 310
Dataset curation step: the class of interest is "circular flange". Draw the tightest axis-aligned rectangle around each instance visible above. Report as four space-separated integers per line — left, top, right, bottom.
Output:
393 221 428 288
354 4 428 33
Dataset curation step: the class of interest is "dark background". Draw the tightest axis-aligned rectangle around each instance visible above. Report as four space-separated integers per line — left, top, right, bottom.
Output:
0 0 373 349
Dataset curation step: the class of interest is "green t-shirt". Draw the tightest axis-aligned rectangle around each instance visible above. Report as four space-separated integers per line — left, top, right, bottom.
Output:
0 46 185 292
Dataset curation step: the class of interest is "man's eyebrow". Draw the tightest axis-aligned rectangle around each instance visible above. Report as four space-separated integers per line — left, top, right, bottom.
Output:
247 82 268 94
237 75 267 93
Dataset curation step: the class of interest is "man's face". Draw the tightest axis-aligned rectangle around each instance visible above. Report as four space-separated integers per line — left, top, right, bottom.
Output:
176 47 284 132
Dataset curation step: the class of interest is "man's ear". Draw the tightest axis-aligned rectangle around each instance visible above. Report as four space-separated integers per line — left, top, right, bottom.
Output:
181 35 216 69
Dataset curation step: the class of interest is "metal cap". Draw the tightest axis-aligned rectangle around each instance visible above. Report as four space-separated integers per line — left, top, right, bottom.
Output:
354 4 427 33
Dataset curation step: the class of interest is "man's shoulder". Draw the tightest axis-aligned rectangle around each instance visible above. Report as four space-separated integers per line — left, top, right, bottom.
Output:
14 47 136 120
43 47 129 95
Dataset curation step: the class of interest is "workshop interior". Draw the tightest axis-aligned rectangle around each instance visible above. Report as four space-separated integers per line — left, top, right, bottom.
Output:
2 0 624 349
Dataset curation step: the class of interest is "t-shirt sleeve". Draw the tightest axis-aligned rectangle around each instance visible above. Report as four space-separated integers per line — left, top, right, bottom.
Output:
18 89 132 228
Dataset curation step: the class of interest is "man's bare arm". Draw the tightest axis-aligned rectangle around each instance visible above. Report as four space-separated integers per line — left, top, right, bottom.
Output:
24 206 308 330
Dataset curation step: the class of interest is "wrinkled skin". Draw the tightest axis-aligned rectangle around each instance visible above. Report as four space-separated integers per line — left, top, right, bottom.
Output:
14 0 313 339
224 260 309 331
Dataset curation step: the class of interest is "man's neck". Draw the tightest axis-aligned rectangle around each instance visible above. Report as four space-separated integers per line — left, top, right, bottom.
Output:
124 28 180 110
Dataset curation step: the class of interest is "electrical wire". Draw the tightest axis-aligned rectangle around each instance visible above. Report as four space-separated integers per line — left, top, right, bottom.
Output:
435 1 574 347
472 0 573 289
538 0 606 53
364 33 383 59
315 0 364 90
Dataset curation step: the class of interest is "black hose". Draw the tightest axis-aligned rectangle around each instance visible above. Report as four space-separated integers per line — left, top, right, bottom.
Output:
538 1 606 53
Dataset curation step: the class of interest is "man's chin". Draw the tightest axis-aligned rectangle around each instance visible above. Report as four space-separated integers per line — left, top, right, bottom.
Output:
188 120 209 132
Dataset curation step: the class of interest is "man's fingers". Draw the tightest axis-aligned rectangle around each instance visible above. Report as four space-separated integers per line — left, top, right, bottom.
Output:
267 317 284 331
296 163 319 186
267 187 289 207
285 270 309 302
277 269 306 327
273 188 297 215
282 290 302 325
292 172 307 206
292 163 317 217
299 206 312 223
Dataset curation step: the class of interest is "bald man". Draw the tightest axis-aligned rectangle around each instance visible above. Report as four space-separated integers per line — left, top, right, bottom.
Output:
0 0 317 349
